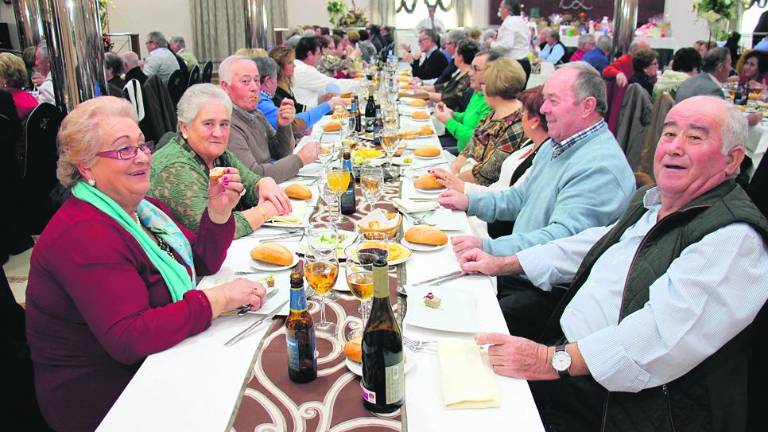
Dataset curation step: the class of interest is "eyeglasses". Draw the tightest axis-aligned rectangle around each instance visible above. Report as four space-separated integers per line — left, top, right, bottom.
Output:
96 142 155 160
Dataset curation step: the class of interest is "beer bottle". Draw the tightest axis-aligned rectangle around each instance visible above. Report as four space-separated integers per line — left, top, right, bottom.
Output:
361 251 403 413
340 151 357 215
285 266 317 383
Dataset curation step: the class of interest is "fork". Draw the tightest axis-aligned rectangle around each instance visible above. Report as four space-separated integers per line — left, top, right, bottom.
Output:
402 336 437 352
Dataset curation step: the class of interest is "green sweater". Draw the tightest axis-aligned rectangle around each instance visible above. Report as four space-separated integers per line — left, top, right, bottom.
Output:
445 91 491 152
148 138 262 238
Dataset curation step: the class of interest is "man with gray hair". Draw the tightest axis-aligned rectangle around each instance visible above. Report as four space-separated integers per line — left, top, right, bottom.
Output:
143 31 179 84
438 62 635 339
537 28 566 64
121 51 148 85
34 42 55 104
602 37 650 87
582 35 611 73
169 35 199 69
570 34 595 62
459 96 768 431
674 46 731 102
220 55 318 183
429 29 466 86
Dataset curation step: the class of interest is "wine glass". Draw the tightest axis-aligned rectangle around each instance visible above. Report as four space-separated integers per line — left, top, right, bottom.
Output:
326 164 351 226
305 247 340 334
344 250 375 338
318 140 337 168
380 126 400 177
360 166 384 212
334 105 350 141
383 106 399 130
319 179 341 224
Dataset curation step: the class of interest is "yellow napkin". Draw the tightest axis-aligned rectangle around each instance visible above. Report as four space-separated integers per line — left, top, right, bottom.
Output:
438 338 500 409
268 201 307 225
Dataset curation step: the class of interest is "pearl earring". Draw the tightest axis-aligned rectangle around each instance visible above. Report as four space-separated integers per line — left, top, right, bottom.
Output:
182 134 188 140
88 179 96 186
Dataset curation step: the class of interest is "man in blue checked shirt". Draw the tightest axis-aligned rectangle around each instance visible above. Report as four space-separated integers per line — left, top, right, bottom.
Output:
460 96 768 432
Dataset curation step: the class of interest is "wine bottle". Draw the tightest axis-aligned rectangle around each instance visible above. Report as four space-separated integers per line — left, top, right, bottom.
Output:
350 96 359 134
354 95 363 133
373 104 383 146
361 252 403 413
285 266 317 383
341 151 357 215
365 85 376 133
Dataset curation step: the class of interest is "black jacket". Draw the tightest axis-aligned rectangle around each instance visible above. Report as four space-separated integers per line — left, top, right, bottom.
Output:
411 49 449 81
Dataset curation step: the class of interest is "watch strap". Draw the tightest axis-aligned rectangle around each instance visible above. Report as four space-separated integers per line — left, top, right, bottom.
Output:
554 344 570 377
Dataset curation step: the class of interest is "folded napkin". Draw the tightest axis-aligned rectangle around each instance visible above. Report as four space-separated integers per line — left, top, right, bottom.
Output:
268 201 307 225
438 338 500 409
393 198 439 214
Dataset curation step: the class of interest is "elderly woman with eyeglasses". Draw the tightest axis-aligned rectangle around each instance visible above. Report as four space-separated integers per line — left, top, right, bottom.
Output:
25 95 268 431
149 84 291 238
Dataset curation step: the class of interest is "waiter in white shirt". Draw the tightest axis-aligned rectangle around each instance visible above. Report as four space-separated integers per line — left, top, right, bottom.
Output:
416 5 446 34
292 36 359 108
491 0 531 85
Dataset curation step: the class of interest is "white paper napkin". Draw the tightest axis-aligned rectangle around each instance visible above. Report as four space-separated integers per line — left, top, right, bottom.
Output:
393 198 439 214
438 338 501 409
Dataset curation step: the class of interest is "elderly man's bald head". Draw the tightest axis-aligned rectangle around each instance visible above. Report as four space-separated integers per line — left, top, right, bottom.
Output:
654 96 746 210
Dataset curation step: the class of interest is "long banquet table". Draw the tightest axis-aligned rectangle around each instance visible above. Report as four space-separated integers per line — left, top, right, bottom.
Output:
97 97 544 432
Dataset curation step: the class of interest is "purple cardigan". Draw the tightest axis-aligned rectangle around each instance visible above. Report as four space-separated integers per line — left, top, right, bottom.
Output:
26 196 234 431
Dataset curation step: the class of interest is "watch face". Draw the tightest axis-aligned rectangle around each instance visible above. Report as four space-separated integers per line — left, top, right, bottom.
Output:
552 350 572 372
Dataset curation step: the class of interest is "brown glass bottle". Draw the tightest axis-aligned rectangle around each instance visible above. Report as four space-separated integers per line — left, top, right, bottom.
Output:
285 267 317 383
361 252 403 413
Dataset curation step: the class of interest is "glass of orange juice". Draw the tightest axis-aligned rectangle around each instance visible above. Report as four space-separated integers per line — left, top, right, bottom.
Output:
305 246 339 334
326 165 351 226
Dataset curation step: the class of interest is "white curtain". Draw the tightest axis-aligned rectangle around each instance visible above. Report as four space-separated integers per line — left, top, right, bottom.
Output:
191 0 246 62
370 0 396 27
454 0 470 28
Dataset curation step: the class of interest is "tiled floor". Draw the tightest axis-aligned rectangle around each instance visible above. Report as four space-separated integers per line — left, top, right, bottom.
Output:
4 247 33 305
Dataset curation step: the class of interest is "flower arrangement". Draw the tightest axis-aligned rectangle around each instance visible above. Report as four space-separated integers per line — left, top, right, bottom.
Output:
338 0 368 27
327 0 347 26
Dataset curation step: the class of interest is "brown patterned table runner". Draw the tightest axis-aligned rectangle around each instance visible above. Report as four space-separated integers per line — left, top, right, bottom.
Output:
231 180 405 431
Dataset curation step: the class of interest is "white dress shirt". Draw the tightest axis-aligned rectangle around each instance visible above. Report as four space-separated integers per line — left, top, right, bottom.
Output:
38 72 55 105
464 141 538 194
517 187 768 392
292 59 359 108
491 15 531 60
143 47 180 84
416 17 445 34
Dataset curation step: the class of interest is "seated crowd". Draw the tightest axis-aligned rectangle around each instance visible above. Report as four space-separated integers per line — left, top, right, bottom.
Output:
4 0 768 430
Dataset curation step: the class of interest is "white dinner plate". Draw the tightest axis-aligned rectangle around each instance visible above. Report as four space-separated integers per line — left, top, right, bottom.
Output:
404 285 480 334
401 238 448 252
250 254 299 272
345 354 415 376
414 186 445 194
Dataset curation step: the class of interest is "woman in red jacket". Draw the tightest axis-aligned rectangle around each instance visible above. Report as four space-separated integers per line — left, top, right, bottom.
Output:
25 96 267 431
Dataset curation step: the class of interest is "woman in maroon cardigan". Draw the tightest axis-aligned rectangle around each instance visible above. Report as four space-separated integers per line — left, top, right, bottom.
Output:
25 96 268 432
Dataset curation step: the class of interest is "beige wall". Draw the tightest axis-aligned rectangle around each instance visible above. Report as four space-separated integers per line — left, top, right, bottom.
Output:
285 0 371 29
107 0 194 58
664 0 709 49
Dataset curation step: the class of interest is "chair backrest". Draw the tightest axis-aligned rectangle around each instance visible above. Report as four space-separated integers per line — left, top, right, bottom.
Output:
166 69 186 107
140 74 178 142
188 65 201 87
201 61 213 83
23 103 63 233
123 79 145 122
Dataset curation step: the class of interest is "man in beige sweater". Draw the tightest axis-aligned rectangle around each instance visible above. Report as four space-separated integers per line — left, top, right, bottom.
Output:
220 55 319 183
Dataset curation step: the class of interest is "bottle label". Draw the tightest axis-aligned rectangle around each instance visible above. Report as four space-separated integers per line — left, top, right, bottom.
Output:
385 361 404 404
286 336 300 370
361 387 377 404
290 287 308 311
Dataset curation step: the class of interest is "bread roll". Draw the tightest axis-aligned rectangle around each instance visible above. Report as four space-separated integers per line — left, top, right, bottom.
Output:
284 183 312 200
323 121 342 132
405 225 448 246
340 91 353 98
415 146 441 157
418 125 434 136
209 167 227 181
344 337 362 363
408 99 427 107
414 173 443 190
398 129 419 139
411 110 429 120
250 244 293 266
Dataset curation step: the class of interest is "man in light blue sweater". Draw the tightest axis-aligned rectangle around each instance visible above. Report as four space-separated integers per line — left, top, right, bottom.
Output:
438 62 635 337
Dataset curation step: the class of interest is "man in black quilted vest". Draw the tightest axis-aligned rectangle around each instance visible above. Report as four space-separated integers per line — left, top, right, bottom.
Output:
458 95 768 432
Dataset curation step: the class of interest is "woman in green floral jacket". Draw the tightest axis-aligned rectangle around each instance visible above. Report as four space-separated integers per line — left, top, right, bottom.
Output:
149 84 291 238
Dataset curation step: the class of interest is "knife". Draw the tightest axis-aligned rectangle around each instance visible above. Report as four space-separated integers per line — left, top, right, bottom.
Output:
257 232 304 243
411 270 463 286
224 298 289 346
220 288 280 317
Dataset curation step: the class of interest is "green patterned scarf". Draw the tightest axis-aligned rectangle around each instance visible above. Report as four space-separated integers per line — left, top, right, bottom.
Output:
71 182 194 302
